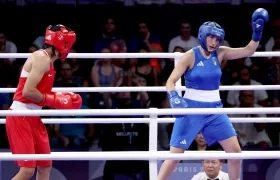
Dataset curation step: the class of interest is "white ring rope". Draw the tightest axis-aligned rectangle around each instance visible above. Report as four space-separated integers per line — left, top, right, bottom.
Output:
1 108 279 116
0 85 280 93
1 151 280 161
0 117 277 124
0 51 280 59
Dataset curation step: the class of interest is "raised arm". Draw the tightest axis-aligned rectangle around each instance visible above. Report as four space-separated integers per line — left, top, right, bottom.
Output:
219 40 259 60
219 8 269 61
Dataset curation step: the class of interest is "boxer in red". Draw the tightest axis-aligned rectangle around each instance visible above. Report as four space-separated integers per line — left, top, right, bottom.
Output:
5 24 82 180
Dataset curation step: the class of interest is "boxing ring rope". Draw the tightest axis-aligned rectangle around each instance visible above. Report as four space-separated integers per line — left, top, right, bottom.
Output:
1 85 280 93
0 117 279 123
1 108 280 116
1 51 280 179
1 151 280 161
1 51 280 59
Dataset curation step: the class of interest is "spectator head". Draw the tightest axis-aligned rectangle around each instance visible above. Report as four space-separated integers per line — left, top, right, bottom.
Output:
104 17 116 34
180 21 192 38
173 46 185 53
66 48 78 64
60 62 73 81
137 49 150 67
202 159 224 179
238 66 251 85
195 133 206 147
239 90 254 107
99 48 111 64
110 40 127 53
138 21 149 38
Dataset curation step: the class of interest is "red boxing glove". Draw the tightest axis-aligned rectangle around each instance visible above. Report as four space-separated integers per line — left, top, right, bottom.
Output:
61 92 82 109
41 92 73 109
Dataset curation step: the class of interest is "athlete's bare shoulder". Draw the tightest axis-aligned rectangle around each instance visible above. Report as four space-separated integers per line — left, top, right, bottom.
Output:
24 50 51 73
186 48 195 58
179 48 195 69
32 50 51 62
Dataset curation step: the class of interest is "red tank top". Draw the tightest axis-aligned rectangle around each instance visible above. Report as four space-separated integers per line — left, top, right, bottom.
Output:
13 50 56 106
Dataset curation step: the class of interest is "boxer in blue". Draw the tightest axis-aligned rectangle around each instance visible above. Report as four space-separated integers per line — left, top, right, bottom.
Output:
158 8 269 180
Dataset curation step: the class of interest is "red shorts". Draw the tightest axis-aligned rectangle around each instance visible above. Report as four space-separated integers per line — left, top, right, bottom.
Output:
5 115 52 168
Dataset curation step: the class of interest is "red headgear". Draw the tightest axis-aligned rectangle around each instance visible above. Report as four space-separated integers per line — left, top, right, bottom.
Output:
44 24 76 60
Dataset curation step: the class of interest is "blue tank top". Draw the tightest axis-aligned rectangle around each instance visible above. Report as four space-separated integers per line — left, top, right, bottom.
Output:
98 64 115 87
184 46 222 91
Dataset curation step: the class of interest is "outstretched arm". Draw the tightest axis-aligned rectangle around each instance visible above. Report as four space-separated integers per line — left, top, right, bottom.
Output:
219 8 269 61
219 40 259 60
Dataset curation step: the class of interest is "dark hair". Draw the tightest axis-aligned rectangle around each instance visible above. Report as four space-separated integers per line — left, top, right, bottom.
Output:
180 20 192 27
173 46 185 52
203 159 225 163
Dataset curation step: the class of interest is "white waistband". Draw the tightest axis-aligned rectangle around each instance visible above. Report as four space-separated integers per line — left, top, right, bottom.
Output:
10 101 42 110
183 88 220 102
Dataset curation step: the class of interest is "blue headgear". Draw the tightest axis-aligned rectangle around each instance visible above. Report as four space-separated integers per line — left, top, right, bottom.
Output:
198 22 225 52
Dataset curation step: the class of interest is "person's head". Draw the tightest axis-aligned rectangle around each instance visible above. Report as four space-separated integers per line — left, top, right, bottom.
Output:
43 24 76 60
137 49 150 66
100 48 111 64
138 22 149 38
238 66 251 85
110 40 127 53
67 48 78 64
198 21 225 53
173 46 185 53
104 17 116 34
60 61 73 80
195 133 206 147
239 90 254 107
203 159 223 179
180 22 192 38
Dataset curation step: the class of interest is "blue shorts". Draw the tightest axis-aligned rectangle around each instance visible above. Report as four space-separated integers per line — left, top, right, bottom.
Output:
170 98 237 149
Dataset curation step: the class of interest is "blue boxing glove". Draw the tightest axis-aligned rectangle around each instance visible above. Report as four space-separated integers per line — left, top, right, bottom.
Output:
168 90 188 118
252 8 269 42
